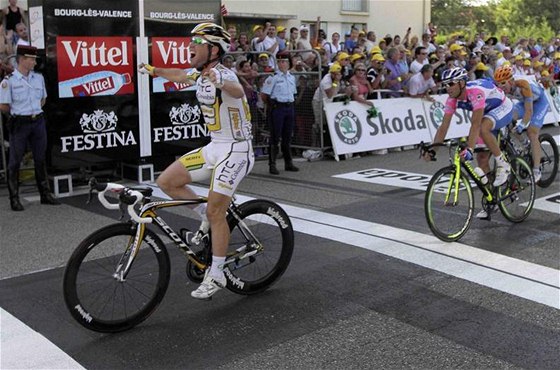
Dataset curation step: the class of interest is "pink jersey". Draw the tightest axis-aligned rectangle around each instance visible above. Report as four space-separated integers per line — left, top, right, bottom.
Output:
444 79 506 115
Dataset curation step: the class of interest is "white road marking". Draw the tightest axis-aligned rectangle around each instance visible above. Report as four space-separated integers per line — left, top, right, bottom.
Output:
0 308 85 369
153 184 560 309
533 192 560 213
6 182 558 369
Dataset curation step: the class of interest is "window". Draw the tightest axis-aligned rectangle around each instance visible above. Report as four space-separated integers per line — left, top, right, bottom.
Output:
341 0 368 12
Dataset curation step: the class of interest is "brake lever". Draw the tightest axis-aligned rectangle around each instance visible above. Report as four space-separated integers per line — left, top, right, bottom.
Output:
118 202 127 221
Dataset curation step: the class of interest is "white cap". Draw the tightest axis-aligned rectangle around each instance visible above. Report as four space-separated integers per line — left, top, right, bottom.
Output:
299 24 309 31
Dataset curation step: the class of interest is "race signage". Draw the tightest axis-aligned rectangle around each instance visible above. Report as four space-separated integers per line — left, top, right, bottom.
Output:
56 36 134 98
150 37 195 93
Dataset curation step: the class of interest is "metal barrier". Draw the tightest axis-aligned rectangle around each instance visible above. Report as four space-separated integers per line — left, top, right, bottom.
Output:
225 49 326 156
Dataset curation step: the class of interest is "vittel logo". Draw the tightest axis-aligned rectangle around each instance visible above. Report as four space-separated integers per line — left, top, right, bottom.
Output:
60 109 137 152
155 40 190 65
61 40 129 67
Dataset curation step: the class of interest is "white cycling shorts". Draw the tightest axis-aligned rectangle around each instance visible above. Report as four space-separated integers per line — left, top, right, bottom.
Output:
178 140 254 197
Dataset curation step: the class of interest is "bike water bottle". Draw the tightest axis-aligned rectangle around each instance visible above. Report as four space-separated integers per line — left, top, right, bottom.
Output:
474 167 488 185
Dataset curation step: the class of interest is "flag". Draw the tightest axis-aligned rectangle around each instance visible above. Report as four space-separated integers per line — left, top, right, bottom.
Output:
220 4 228 16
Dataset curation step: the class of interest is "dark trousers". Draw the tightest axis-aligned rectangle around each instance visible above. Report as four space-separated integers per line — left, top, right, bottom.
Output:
8 116 47 173
270 104 295 156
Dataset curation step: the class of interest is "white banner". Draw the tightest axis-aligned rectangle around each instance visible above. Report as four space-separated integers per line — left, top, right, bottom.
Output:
324 89 560 157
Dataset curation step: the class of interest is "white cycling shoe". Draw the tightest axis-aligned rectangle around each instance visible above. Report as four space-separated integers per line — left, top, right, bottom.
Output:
191 220 210 245
191 270 226 300
493 162 511 187
533 169 542 183
476 204 498 220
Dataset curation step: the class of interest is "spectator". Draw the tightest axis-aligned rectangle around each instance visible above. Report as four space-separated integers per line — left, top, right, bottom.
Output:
323 32 342 62
335 51 352 81
262 24 279 68
420 32 436 54
312 63 351 145
366 53 388 91
473 61 491 79
363 31 377 54
349 62 374 107
393 34 402 47
512 55 525 76
286 27 298 51
236 60 258 105
405 34 419 52
409 46 429 74
384 47 407 97
297 24 314 64
235 32 251 54
276 26 287 53
408 64 437 101
222 54 235 71
344 28 359 52
449 44 467 67
250 24 266 52
378 39 388 54
227 25 238 52
312 47 329 75
0 23 14 71
495 35 510 52
0 45 59 211
522 59 532 75
14 22 28 49
496 46 512 67
260 53 298 174
2 0 25 45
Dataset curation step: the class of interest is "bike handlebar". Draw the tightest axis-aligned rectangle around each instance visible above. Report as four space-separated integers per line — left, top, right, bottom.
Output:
419 139 468 161
88 178 152 224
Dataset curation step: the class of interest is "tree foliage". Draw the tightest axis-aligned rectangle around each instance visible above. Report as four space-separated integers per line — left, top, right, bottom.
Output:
432 0 559 42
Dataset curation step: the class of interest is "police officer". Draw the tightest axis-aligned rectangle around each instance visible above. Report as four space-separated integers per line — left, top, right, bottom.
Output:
261 53 299 175
0 45 58 211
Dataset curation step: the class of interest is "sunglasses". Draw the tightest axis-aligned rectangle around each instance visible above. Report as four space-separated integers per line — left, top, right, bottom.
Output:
420 52 428 55
355 69 366 71
442 81 460 88
191 36 209 45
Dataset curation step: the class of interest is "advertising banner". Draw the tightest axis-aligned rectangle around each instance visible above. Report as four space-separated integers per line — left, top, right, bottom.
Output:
150 37 194 93
56 36 134 98
325 90 559 157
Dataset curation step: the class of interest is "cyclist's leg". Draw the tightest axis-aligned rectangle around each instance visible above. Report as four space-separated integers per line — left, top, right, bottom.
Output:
483 99 514 186
192 141 254 299
528 97 548 178
157 147 211 200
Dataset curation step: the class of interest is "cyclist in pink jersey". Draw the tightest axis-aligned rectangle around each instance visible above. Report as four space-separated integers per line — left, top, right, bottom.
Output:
429 67 512 187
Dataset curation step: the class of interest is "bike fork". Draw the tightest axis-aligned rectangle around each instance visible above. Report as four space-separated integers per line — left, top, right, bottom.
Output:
113 224 145 282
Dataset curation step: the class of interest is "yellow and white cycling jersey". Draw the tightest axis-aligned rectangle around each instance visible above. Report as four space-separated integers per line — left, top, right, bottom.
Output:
195 64 252 143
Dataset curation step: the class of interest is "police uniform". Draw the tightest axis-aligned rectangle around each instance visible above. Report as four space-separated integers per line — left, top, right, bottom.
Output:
0 45 58 211
261 57 299 174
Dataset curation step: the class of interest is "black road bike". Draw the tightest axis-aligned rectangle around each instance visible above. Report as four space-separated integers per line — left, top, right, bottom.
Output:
63 179 294 333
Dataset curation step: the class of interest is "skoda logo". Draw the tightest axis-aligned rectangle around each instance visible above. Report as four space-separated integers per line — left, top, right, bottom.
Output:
429 101 445 129
334 110 362 145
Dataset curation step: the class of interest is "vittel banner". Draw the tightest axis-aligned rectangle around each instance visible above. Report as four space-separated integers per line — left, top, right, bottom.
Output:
150 37 194 93
56 36 134 98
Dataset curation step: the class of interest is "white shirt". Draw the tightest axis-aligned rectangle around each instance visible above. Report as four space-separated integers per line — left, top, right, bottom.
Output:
408 72 436 96
409 59 428 74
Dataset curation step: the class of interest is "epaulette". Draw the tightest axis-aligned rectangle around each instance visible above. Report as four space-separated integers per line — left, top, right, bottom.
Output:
186 68 201 81
1 75 11 89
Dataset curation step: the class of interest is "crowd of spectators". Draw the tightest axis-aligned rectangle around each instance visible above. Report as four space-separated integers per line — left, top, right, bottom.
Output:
222 20 560 149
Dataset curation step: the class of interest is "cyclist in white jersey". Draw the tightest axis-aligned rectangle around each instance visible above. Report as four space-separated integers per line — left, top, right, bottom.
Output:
139 23 254 300
428 67 513 187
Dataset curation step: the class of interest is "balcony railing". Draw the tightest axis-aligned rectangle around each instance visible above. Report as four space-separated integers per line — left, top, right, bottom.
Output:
341 0 368 12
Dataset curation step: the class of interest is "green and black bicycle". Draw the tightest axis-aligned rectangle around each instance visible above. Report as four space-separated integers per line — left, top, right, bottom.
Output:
420 140 536 242
63 179 294 333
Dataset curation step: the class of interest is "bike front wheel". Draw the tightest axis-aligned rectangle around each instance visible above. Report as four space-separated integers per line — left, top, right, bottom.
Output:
536 133 559 188
498 157 535 223
224 199 294 295
63 223 170 333
425 166 474 242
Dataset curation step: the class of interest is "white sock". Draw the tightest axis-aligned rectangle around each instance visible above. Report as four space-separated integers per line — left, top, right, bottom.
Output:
495 154 507 166
194 203 208 221
209 256 226 279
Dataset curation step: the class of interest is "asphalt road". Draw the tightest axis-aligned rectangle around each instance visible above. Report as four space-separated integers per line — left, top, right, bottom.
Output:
1 126 559 369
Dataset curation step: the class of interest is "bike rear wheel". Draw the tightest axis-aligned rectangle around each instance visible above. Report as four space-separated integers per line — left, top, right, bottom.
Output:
498 157 535 223
63 223 170 333
425 166 474 242
224 199 294 295
536 133 559 188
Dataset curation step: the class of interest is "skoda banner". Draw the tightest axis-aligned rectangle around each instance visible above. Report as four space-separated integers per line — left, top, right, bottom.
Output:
28 0 220 171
